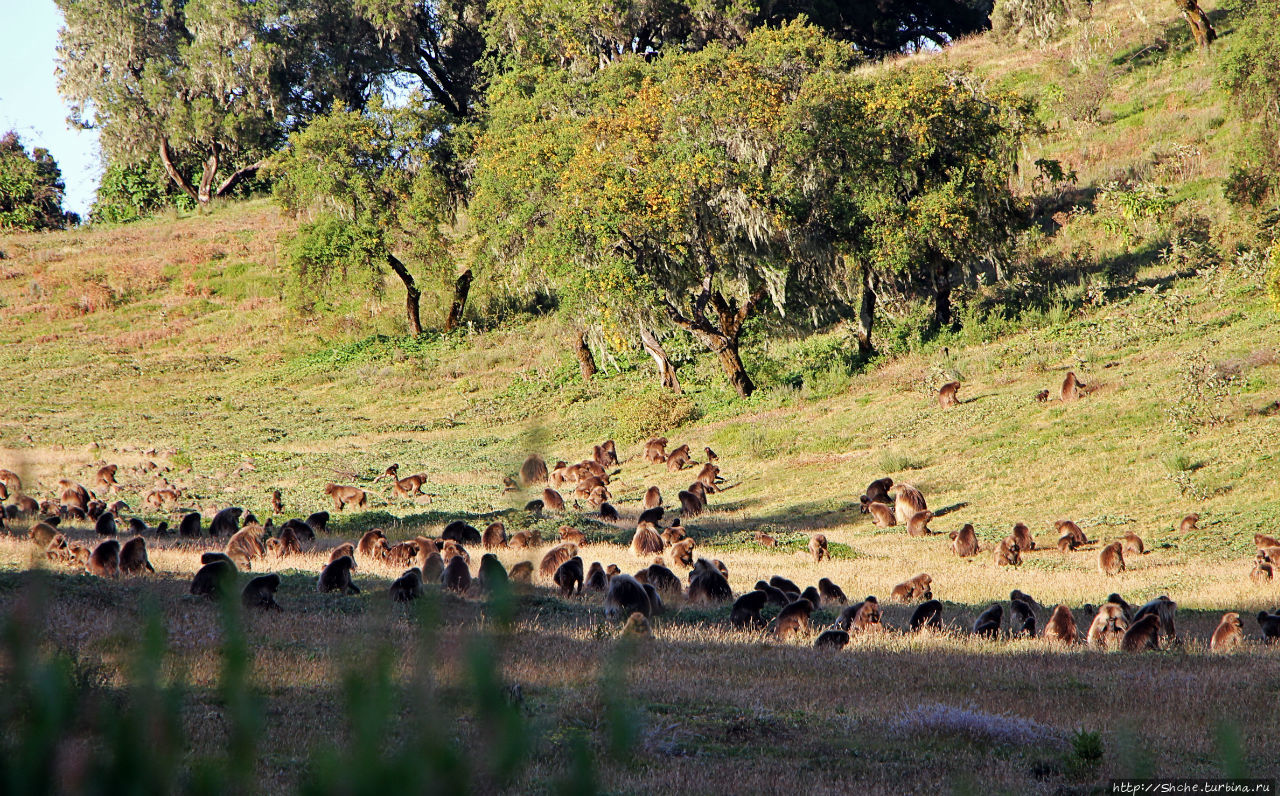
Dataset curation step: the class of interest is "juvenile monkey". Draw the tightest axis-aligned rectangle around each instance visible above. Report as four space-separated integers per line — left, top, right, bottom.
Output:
994 538 1021 566
809 534 829 563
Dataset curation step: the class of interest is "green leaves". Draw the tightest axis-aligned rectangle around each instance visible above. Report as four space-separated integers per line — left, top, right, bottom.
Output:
0 132 75 231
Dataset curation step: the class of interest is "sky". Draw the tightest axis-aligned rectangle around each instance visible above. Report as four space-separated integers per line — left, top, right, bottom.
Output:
0 1 101 218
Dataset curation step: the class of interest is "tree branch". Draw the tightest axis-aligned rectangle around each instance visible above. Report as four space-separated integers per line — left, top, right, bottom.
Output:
158 138 198 202
213 157 269 198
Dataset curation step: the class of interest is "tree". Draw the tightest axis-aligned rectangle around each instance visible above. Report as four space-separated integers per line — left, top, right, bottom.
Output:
473 23 1032 395
758 0 994 55
56 0 398 208
1173 0 1216 50
1219 0 1280 209
270 100 452 336
0 132 77 231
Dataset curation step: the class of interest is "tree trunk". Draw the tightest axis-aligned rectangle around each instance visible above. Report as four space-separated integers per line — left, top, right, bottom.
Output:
714 340 754 398
386 253 423 336
932 262 953 330
639 326 681 392
158 138 198 203
196 150 220 205
856 268 877 355
1174 0 1216 48
574 331 597 381
443 268 472 332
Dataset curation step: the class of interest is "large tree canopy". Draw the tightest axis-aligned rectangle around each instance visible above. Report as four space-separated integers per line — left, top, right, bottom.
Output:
0 132 77 231
472 22 1032 396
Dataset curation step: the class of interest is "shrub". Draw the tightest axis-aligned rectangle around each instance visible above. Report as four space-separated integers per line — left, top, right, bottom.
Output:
608 387 699 443
1266 246 1280 311
991 0 1090 45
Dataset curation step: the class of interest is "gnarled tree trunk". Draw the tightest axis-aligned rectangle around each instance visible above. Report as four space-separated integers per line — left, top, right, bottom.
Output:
856 268 877 355
661 279 766 399
158 137 266 207
639 325 681 392
386 253 423 336
1174 0 1217 48
444 268 472 332
932 262 953 330
574 330 597 381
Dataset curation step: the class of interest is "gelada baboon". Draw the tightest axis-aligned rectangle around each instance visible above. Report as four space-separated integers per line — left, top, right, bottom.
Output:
621 612 651 638
818 578 847 605
770 574 801 595
329 542 356 564
507 560 533 584
688 558 732 603
1133 596 1178 643
0 468 22 492
809 534 829 562
863 477 893 507
678 490 705 518
1034 389 1050 402
890 573 932 603
324 484 367 511
695 463 721 492
755 531 776 547
599 502 619 522
559 526 586 546
422 552 445 582
837 596 882 633
475 553 509 593
541 488 565 513
730 590 768 630
384 568 424 603
906 511 935 537
814 629 850 650
442 520 482 546
605 574 652 620
119 536 155 575
937 381 960 409
643 486 662 510
520 454 548 487
1010 598 1036 637
94 512 117 537
191 559 236 598
994 538 1021 566
1061 371 1086 402
643 437 668 464
318 555 360 595
306 511 329 535
226 528 266 570
1043 604 1078 645
585 562 608 592
950 524 979 557
1180 514 1200 533
358 529 389 560
209 507 243 537
540 542 579 577
1099 542 1126 576
88 539 121 578
774 599 813 641
385 541 420 568
668 538 695 570
242 574 282 611
1252 557 1274 584
30 521 60 548
1210 612 1244 652
909 599 943 631
1257 612 1280 644
666 445 692 471
972 604 1003 638
1122 531 1145 555
1119 614 1161 652
1009 523 1036 551
271 490 283 514
392 472 429 498
554 556 585 597
1255 533 1280 549
889 484 927 526
868 502 896 528
95 464 119 491
631 523 664 558
482 522 507 550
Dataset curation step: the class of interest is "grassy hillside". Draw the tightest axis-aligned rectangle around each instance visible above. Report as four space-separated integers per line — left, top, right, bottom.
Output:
3 0 1280 791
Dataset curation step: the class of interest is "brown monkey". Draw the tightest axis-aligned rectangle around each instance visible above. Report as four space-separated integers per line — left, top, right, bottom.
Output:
87 539 121 578
642 486 663 510
811 629 848 650
972 604 1003 638
1120 614 1160 652
909 599 943 631
1179 514 1199 533
994 538 1021 566
421 552 445 582
442 520 481 546
1057 532 1080 552
631 523 664 558
520 454 548 487
1009 523 1036 551
646 564 681 596
730 590 768 630
540 542 579 577
190 559 236 598
1061 371 1086 402
1042 604 1078 645
868 502 896 528
357 529 389 560
475 554 509 593
678 490 705 518
507 530 534 549
938 381 960 409
324 483 367 511
1122 531 1145 555
1133 596 1178 643
1055 520 1088 547
392 472 429 498
605 574 652 620
67 543 92 567
890 573 933 603
695 463 721 492
481 522 507 550
661 524 686 545
30 521 61 548
552 555 584 596
597 440 619 467
441 555 472 594
906 511 935 537
755 532 776 547
774 599 813 641
1010 598 1036 637
1257 612 1280 644
863 477 893 506
0 468 21 493
209 507 243 537
559 526 586 546
1099 542 1125 576
809 534 829 562
818 578 847 605
599 502 619 522
385 541 420 568
585 561 609 592
201 552 237 568
389 568 424 604
242 574 282 611
643 438 669 464
178 512 205 538
1034 389 1050 402
770 575 801 595
328 542 356 564
621 612 651 638
440 540 470 565
271 490 283 514
889 484 927 526
1210 612 1244 651
837 596 882 633
666 445 692 471
95 464 119 492
1011 590 1043 612
669 538 695 570
1255 533 1280 549
950 524 980 557
13 494 40 516
318 555 360 595
688 559 732 603
541 488 565 513
1251 558 1274 584
225 528 266 570
119 536 154 575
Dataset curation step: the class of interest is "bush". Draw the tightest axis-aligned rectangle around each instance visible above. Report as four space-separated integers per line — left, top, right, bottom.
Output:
1267 246 1280 311
991 0 1090 45
608 387 699 443
0 131 76 230
90 161 196 224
